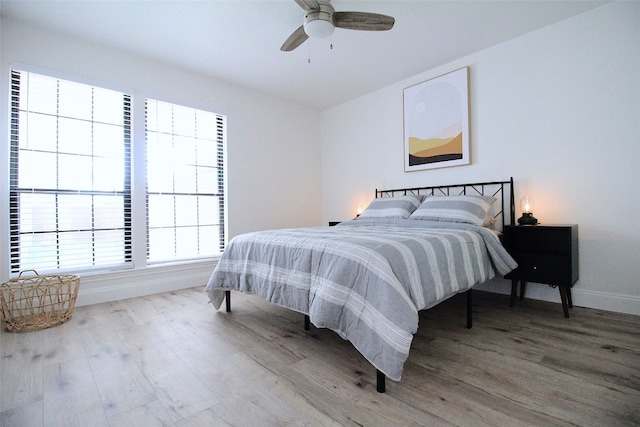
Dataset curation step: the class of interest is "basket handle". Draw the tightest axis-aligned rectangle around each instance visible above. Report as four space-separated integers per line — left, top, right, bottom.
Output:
16 269 40 279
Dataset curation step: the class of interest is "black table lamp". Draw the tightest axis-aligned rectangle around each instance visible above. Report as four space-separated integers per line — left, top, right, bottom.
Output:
518 196 538 225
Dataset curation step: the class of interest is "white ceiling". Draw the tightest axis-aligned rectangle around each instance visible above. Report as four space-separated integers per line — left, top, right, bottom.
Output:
0 0 607 110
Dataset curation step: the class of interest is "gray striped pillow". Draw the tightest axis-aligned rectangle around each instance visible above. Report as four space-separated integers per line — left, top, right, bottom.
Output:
359 195 425 219
409 195 496 225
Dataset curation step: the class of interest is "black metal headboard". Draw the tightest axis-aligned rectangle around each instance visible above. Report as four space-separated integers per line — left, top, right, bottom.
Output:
376 177 515 231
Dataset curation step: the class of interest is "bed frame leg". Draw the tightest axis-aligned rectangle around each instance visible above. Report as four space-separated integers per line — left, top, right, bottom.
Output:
466 289 473 329
376 369 386 393
225 290 231 313
304 315 310 331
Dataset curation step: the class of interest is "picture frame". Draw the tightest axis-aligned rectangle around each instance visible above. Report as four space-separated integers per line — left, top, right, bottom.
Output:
403 67 470 172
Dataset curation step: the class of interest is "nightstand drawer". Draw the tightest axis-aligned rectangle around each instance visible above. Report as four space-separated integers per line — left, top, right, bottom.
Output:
508 254 572 285
505 226 574 254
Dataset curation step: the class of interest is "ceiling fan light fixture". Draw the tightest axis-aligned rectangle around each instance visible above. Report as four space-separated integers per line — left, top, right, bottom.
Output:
281 0 394 52
304 17 334 38
303 8 334 38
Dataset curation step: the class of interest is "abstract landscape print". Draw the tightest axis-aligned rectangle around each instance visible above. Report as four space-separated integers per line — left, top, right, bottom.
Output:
403 67 470 172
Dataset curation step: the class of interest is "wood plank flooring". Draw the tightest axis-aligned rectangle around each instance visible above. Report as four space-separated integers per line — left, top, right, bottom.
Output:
1 286 639 426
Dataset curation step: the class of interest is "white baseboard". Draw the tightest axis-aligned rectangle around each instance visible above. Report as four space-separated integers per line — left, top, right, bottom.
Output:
73 264 639 317
74 260 217 307
570 288 640 316
477 278 640 316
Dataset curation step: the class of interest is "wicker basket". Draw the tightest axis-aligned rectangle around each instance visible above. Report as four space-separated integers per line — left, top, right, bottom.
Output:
0 270 80 332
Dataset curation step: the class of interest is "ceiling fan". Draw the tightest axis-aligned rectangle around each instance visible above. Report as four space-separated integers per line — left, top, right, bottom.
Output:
281 0 395 52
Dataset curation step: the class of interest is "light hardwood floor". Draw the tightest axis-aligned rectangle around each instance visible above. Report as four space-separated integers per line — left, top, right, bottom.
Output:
1 286 639 426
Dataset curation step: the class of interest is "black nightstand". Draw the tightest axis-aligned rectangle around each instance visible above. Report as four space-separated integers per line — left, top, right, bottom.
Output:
504 224 579 318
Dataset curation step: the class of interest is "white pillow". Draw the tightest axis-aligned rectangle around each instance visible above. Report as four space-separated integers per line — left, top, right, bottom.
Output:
359 195 425 219
409 195 496 225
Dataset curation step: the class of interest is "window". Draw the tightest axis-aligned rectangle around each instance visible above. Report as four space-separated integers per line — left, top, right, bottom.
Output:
145 100 225 263
9 70 132 274
7 70 226 276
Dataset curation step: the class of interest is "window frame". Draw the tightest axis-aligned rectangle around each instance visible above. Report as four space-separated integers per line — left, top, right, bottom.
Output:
8 68 133 275
5 66 227 278
144 99 226 264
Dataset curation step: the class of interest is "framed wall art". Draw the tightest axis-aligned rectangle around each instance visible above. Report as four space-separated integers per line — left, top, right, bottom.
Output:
403 67 470 172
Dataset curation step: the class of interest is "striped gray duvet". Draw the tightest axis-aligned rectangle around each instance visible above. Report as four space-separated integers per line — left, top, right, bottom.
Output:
206 217 517 381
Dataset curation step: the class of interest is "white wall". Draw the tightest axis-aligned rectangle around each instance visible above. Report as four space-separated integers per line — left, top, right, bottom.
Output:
0 19 322 305
320 2 640 315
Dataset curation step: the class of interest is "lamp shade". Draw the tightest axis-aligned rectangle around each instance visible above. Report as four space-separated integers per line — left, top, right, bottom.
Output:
304 9 335 38
520 196 533 213
304 16 334 38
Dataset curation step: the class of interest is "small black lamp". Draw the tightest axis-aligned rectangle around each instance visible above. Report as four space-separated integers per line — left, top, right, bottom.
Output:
517 196 538 225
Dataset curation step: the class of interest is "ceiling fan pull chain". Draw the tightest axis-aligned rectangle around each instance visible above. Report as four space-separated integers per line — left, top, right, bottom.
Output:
307 40 311 63
330 34 333 50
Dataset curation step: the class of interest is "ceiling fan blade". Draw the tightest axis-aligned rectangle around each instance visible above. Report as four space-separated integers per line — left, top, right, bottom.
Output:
281 25 309 51
294 0 319 11
333 11 395 31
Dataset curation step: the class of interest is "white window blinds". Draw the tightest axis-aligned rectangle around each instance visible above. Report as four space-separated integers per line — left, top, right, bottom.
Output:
9 70 132 274
145 99 225 263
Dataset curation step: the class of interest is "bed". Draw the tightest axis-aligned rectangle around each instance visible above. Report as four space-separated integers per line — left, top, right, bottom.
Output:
206 178 518 392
